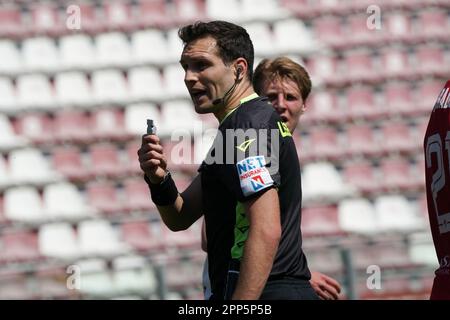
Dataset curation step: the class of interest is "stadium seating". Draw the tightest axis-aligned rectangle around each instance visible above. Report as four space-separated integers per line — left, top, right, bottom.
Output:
124 103 161 136
9 148 60 185
92 69 129 105
59 34 96 69
112 255 157 294
43 182 97 220
342 161 380 195
122 178 157 213
52 146 90 182
4 186 46 223
121 221 164 252
0 115 27 151
16 74 55 111
38 223 81 259
131 29 168 64
0 40 22 74
128 67 165 102
374 195 424 232
22 37 60 72
95 32 132 68
78 219 129 256
0 0 446 301
55 72 93 107
53 110 93 144
301 204 344 237
88 143 125 178
338 198 379 234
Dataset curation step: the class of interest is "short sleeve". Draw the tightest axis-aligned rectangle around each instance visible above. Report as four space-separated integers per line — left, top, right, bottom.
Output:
219 114 282 202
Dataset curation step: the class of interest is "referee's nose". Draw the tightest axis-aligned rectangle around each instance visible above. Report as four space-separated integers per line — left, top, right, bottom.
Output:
184 69 198 88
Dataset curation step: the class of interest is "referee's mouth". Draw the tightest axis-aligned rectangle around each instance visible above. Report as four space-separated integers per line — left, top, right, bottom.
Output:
190 89 208 102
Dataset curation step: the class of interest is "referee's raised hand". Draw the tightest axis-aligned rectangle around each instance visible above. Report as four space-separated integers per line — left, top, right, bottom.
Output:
138 134 167 184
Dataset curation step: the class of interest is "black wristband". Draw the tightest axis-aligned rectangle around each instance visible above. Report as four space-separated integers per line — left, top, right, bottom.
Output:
144 172 179 206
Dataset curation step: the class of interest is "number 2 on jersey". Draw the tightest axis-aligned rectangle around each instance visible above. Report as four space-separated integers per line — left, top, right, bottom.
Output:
426 131 450 234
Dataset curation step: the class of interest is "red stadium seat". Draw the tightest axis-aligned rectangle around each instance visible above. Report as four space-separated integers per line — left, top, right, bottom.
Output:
344 50 376 82
173 0 206 24
54 110 93 144
278 0 310 17
379 158 415 191
301 205 345 238
343 162 379 195
306 90 343 124
1 231 41 262
313 17 343 46
412 156 426 191
124 140 142 175
347 14 380 45
86 181 123 215
417 80 445 113
163 140 198 174
137 0 171 28
0 5 24 38
121 221 164 252
308 127 343 160
416 45 446 76
103 1 134 30
75 2 103 33
384 13 412 41
380 49 410 79
89 143 124 178
380 122 416 154
346 86 385 120
52 146 90 182
161 222 200 249
28 3 64 35
306 54 339 83
383 82 414 116
418 10 448 38
92 108 128 141
345 124 380 157
122 178 157 212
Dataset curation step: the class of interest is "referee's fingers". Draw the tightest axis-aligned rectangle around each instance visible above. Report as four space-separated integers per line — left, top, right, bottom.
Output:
142 134 160 145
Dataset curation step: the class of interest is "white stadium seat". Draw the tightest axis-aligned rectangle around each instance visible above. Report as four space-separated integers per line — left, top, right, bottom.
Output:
60 34 96 69
92 69 129 105
38 223 80 259
95 32 131 67
0 40 23 74
17 74 55 110
4 186 46 222
128 67 164 102
9 148 60 185
124 103 161 136
43 182 96 220
131 29 168 65
22 37 60 72
55 72 93 107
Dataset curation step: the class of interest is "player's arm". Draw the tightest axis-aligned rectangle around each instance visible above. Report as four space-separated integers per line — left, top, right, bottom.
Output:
138 134 203 231
231 188 281 300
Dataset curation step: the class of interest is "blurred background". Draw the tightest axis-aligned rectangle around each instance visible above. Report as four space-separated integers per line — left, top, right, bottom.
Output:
0 0 449 300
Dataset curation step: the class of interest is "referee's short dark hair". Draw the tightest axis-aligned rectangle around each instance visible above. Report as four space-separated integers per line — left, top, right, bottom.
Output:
178 20 254 81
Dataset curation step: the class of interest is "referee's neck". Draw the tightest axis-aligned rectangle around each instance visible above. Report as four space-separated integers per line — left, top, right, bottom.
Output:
215 84 255 123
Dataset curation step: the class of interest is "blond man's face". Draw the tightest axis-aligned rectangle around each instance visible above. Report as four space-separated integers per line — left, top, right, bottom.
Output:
263 78 306 133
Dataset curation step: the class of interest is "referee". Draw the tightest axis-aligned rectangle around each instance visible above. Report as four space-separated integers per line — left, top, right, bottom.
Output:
138 21 317 300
